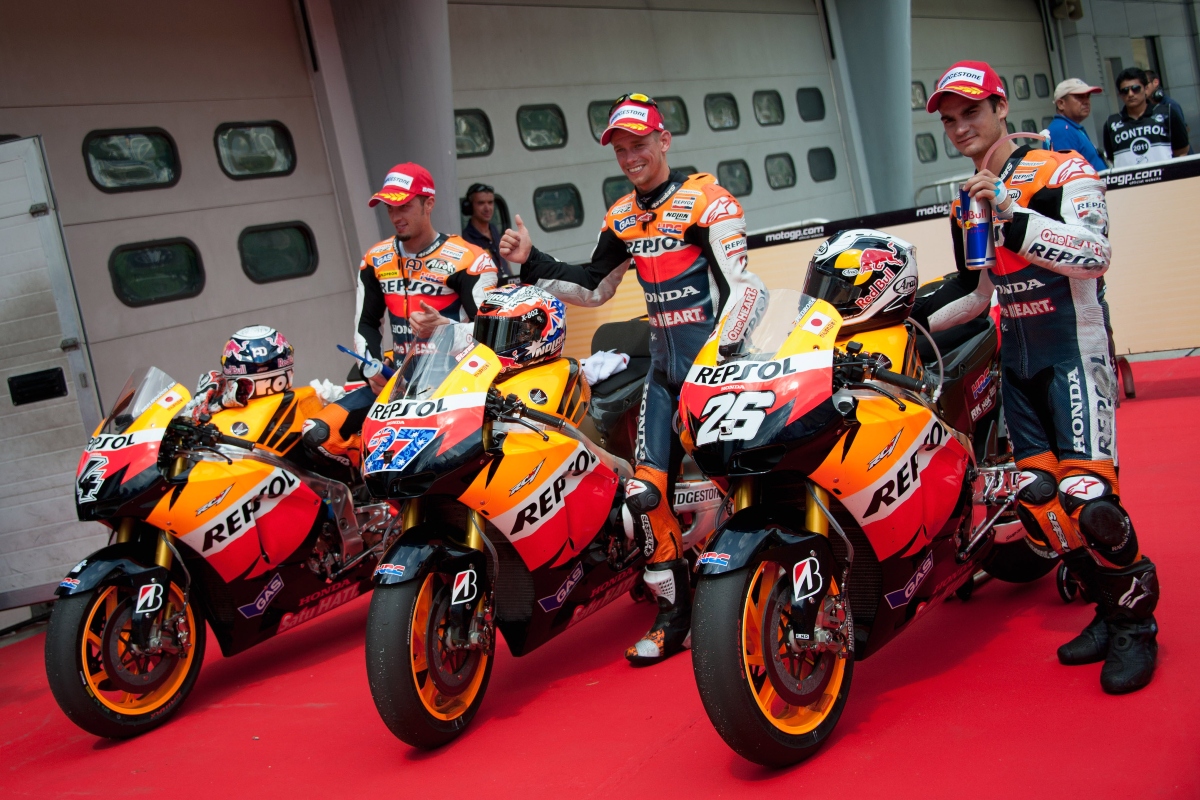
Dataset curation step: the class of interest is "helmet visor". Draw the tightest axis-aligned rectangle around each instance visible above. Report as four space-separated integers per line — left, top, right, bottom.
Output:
473 313 545 357
801 266 861 310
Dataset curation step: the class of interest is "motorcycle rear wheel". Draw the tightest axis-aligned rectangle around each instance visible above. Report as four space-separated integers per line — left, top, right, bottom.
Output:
366 573 493 749
692 561 854 767
44 581 205 738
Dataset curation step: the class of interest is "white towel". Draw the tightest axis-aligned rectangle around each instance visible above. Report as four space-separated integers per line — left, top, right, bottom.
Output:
581 350 630 386
309 379 347 405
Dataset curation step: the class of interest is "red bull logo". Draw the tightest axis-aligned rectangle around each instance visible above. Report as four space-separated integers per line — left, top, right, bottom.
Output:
858 242 905 272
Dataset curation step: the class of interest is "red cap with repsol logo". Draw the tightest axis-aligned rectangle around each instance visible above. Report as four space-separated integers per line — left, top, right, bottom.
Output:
369 162 436 207
926 61 1007 113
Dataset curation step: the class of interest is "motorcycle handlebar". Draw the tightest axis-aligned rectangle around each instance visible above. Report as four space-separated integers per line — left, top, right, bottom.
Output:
873 368 927 394
521 407 566 429
216 432 257 450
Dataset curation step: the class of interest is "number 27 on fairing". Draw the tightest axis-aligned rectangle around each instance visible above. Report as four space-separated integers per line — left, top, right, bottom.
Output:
694 391 775 446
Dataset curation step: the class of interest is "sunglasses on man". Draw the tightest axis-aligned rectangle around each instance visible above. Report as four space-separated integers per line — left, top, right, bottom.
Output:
1118 84 1144 95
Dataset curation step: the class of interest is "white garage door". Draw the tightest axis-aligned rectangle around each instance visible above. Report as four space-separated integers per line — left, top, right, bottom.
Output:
0 137 106 605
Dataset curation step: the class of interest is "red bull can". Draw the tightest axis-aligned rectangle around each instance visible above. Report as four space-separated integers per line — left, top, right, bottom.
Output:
959 189 995 270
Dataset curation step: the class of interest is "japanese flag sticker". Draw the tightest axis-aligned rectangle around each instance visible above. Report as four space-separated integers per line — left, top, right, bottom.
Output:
805 311 833 334
157 391 183 409
459 354 489 376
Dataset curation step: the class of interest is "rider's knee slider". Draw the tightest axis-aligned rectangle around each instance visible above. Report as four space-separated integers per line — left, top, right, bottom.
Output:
301 418 330 450
625 478 662 515
1016 469 1057 505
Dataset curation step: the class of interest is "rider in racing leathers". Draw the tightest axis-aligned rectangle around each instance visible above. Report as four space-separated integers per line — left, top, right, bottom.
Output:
302 162 497 477
927 60 1159 694
500 94 766 665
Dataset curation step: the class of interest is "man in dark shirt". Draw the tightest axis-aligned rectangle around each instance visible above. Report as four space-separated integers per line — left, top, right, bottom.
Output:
1145 69 1192 155
460 183 512 282
1102 67 1189 167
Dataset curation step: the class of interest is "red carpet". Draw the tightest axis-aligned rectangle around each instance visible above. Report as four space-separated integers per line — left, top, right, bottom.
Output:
3 358 1198 798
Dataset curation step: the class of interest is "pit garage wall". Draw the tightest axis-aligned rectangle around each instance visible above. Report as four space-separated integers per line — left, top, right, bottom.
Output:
560 171 1200 359
0 0 358 406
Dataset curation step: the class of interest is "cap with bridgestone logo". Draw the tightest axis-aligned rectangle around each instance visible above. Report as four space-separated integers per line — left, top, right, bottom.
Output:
926 61 1007 113
1054 78 1102 102
369 162 437 207
600 97 666 146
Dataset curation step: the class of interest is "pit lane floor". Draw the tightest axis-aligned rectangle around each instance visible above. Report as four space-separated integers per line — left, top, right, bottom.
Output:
2 357 1197 798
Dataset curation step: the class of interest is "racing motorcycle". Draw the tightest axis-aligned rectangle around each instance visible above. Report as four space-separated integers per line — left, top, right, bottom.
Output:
360 323 722 748
45 368 396 738
682 288 1053 766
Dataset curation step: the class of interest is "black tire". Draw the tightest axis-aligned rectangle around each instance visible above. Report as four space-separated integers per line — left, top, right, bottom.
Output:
982 539 1058 583
365 575 494 749
692 565 854 768
44 582 205 739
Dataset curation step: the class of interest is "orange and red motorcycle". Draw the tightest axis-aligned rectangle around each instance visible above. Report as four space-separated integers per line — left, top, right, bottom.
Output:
45 368 396 737
360 324 723 748
683 289 1053 766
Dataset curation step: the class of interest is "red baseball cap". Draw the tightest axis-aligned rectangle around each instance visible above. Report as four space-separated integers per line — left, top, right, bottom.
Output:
368 162 436 207
926 61 1007 113
599 95 666 146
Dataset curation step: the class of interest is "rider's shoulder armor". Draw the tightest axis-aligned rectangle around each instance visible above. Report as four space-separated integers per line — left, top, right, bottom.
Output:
430 234 494 277
1004 149 1100 205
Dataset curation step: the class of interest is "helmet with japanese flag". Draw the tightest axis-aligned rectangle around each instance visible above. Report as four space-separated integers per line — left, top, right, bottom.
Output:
802 229 919 333
473 284 566 372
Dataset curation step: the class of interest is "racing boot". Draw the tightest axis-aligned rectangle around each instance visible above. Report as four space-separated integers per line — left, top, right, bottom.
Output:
1094 558 1160 694
1057 552 1108 665
625 559 691 666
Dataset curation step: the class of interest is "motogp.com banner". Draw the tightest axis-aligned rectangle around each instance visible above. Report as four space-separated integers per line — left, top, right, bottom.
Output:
750 155 1200 251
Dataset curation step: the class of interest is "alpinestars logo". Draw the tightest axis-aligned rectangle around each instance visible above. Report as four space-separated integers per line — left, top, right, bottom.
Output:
1119 571 1155 609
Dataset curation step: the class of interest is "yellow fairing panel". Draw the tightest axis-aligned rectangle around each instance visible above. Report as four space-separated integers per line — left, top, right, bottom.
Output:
209 387 323 457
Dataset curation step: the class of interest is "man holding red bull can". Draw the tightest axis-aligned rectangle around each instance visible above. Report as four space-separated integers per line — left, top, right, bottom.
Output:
925 60 1160 694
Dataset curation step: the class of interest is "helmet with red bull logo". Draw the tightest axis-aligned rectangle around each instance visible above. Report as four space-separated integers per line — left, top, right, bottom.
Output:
221 326 294 398
802 229 919 333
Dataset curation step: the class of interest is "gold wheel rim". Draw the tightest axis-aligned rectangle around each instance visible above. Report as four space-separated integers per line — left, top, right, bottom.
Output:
80 584 198 716
409 574 489 721
741 562 847 735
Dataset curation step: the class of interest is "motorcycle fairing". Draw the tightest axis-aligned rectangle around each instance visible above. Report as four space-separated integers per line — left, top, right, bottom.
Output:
75 382 188 518
680 300 841 467
459 430 619 570
147 457 322 583
209 387 324 457
810 403 969 563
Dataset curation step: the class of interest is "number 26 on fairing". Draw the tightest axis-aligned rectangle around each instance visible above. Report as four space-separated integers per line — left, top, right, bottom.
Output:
695 391 775 446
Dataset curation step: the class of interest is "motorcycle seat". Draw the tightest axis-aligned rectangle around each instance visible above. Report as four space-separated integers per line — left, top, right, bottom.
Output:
916 315 991 366
589 317 652 401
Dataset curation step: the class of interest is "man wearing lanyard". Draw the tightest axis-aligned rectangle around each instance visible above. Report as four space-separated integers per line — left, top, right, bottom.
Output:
926 60 1160 694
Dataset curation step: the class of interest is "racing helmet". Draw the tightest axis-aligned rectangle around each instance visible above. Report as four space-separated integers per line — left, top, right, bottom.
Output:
221 326 295 397
473 285 566 372
802 229 919 333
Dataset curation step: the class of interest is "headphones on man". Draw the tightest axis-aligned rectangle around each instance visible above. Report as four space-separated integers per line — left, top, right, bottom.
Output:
460 183 495 217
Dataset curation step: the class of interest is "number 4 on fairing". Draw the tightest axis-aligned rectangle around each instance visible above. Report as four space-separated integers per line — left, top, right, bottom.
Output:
695 391 775 446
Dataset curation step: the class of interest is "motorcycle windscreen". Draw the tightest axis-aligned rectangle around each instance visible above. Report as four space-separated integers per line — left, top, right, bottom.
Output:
76 367 189 514
680 290 842 462
361 325 500 482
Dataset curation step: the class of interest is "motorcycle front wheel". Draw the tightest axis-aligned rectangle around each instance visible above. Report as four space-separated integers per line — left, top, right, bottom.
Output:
44 581 206 738
692 560 854 767
365 573 493 749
